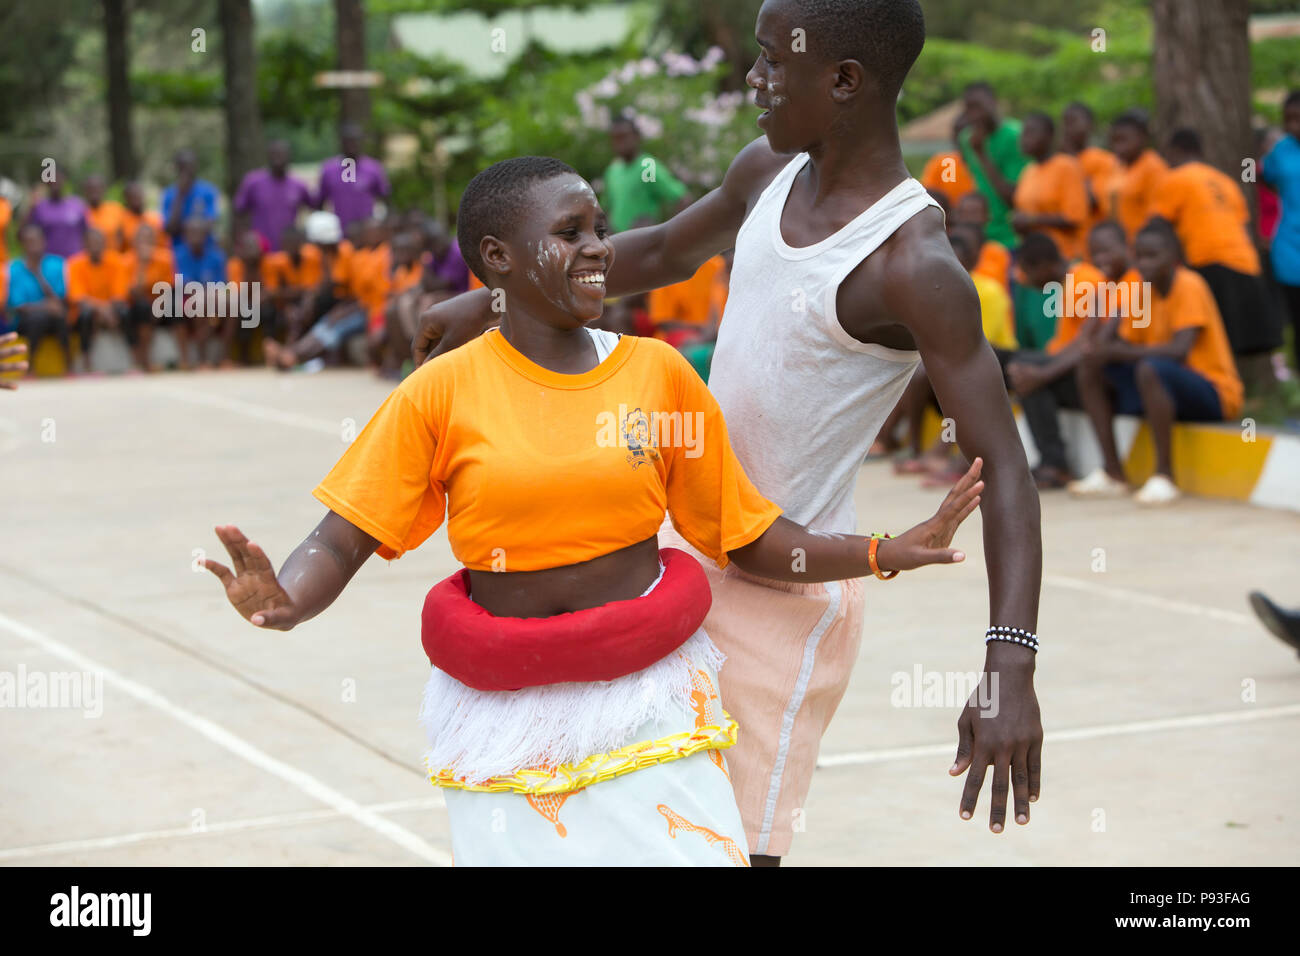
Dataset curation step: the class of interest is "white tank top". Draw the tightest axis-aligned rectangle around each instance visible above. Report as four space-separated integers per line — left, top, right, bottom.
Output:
708 154 940 532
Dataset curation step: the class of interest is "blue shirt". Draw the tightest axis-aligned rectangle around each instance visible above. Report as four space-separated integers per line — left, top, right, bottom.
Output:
1262 135 1300 286
5 255 67 332
160 179 221 247
173 243 227 288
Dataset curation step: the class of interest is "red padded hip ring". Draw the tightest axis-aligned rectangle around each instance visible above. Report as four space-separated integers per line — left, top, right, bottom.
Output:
421 548 711 691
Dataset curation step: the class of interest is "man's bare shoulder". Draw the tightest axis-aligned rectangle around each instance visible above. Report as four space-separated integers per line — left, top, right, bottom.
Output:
875 208 977 317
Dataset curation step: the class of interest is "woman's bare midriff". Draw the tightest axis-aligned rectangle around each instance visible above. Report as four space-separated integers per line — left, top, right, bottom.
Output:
466 535 662 618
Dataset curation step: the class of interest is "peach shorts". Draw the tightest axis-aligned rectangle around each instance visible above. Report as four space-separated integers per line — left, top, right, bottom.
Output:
658 523 866 857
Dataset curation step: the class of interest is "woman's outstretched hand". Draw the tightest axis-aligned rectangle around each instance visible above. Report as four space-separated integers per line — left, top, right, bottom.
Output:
877 458 984 572
205 525 299 629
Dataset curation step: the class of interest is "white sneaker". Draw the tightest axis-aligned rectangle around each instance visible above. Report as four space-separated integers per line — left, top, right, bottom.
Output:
1134 474 1181 506
1066 468 1128 498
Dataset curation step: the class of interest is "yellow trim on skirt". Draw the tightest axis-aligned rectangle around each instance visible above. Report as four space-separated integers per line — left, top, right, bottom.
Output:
428 713 739 796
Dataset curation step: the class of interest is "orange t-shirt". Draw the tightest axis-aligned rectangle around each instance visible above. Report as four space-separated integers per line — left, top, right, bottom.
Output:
647 256 726 332
313 329 782 570
67 250 127 304
325 241 357 299
121 246 176 296
1045 263 1141 353
264 244 324 292
352 243 393 323
974 240 1011 290
1119 267 1242 419
119 209 164 251
468 271 484 291
0 197 11 263
1013 153 1090 260
1102 149 1169 242
1150 161 1260 275
1075 146 1119 231
86 200 127 250
920 151 976 207
226 257 269 287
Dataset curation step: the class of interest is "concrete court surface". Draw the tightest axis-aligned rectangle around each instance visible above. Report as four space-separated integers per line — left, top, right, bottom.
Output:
1 367 1297 867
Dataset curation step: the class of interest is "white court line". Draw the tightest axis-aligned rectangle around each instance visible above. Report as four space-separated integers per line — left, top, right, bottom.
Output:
0 611 452 866
150 383 343 435
817 702 1300 768
1044 574 1255 625
0 797 445 862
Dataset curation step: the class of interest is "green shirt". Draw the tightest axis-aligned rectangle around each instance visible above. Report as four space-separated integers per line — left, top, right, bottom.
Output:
959 119 1030 247
1011 282 1057 352
602 152 687 233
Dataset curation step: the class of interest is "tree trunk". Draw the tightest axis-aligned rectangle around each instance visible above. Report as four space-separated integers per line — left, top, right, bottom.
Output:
1150 0 1253 193
335 0 371 134
219 0 265 203
103 0 136 182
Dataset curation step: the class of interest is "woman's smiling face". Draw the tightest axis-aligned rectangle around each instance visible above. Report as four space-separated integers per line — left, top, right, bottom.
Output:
484 173 616 329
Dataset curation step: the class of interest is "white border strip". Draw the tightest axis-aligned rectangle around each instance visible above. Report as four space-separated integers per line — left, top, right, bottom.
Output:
0 611 451 866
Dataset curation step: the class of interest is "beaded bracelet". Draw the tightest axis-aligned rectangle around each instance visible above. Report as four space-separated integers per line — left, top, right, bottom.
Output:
985 625 1039 652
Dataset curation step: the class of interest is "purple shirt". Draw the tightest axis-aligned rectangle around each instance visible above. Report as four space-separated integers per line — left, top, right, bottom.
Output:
28 196 88 258
316 155 389 228
234 168 313 251
427 241 469 294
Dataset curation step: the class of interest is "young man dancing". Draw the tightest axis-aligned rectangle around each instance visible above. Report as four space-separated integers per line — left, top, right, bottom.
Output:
415 0 1044 865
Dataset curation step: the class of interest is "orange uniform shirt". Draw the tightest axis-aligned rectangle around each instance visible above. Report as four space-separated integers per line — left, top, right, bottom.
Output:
1119 267 1242 419
226 257 270 287
468 271 484 291
974 240 1011 290
86 200 128 250
264 243 324 292
66 250 127 304
1150 161 1260 275
325 241 357 299
121 246 176 297
920 150 977 207
1013 153 1090 260
314 329 782 570
1045 263 1140 353
1102 149 1169 242
1075 146 1119 233
648 256 726 332
119 209 164 251
0 197 11 263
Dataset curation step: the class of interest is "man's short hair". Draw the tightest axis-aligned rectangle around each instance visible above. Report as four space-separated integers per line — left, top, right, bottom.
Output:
1088 220 1126 246
1017 231 1062 268
1168 127 1202 155
1111 108 1150 136
1024 111 1055 137
797 0 926 99
1064 101 1094 122
456 156 579 283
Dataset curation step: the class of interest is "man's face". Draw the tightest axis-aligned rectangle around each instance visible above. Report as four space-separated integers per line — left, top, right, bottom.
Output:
83 176 105 206
1019 120 1049 158
609 123 639 161
237 232 262 261
85 229 106 258
748 0 838 155
268 141 290 173
1022 256 1063 289
282 230 302 256
134 226 155 256
20 226 45 258
953 194 990 229
962 89 995 133
1063 107 1090 145
175 153 197 183
1133 233 1176 286
1109 124 1144 164
124 183 144 212
184 223 208 254
1284 102 1300 143
341 130 363 157
1088 229 1129 281
488 173 616 327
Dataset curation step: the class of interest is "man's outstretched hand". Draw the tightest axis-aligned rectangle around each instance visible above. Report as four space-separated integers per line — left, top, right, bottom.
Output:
204 525 299 629
412 288 498 366
951 642 1042 832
